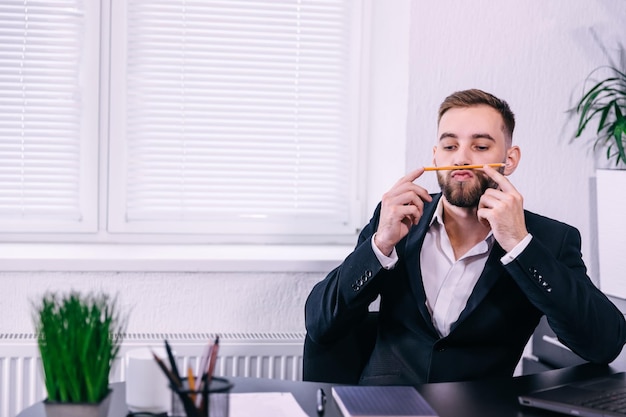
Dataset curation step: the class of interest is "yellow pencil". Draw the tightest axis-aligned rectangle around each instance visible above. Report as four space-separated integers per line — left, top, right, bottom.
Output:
423 163 505 171
187 366 197 404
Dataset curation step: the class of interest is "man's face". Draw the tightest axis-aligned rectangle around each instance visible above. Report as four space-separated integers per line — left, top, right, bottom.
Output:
434 105 509 208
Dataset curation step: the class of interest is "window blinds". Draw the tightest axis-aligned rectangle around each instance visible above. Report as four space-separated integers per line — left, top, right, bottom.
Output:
0 1 96 232
110 0 363 236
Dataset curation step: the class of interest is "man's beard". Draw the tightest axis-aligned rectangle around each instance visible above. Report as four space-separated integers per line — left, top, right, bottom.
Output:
436 170 499 208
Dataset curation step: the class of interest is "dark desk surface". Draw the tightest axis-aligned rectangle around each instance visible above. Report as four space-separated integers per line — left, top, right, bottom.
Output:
17 363 623 417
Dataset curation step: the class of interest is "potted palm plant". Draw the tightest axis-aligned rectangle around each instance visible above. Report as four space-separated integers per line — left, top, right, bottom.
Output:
570 43 626 299
572 63 626 167
33 291 127 417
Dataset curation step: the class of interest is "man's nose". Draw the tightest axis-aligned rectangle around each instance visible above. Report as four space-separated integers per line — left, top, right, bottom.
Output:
452 146 472 166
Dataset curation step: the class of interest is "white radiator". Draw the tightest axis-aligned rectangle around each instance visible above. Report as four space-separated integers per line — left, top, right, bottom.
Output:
0 331 305 417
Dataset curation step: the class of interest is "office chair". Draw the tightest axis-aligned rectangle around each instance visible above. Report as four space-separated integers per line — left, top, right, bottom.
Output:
302 312 378 384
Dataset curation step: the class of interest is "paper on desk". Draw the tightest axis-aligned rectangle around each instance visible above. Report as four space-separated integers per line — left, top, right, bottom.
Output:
229 392 309 417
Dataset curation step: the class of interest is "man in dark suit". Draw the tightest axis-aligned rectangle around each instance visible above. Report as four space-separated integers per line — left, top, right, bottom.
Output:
304 89 626 385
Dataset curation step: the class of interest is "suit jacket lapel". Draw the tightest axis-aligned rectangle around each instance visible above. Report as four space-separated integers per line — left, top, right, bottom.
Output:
402 194 440 335
449 243 507 333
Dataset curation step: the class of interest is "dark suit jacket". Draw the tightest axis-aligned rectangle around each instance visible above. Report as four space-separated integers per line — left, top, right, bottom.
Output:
305 193 626 385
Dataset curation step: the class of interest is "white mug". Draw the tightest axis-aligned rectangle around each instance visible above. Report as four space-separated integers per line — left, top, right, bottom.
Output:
125 347 172 413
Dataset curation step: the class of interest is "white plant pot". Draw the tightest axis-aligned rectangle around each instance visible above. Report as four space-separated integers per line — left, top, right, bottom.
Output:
596 169 626 298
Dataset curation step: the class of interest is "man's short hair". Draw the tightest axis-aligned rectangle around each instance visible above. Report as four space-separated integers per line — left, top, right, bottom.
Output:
438 89 516 145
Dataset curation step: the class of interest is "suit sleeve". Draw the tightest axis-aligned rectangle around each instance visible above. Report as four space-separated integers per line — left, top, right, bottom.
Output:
305 204 389 344
504 223 626 363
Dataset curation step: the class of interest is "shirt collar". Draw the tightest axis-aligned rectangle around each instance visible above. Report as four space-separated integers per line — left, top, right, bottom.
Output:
429 196 445 227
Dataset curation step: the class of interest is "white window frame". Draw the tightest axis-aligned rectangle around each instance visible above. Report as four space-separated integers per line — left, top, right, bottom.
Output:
1 0 372 245
0 1 100 234
0 0 417 272
106 0 370 243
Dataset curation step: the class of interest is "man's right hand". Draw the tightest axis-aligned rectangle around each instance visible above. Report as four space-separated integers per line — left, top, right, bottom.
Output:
374 168 432 256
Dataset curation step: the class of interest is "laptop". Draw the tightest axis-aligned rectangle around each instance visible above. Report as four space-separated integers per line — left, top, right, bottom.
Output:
518 372 626 416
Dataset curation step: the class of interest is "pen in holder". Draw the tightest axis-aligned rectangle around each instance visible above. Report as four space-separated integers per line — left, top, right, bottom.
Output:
170 376 232 417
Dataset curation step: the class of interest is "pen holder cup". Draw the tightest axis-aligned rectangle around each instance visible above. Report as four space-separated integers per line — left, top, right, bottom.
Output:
170 377 232 417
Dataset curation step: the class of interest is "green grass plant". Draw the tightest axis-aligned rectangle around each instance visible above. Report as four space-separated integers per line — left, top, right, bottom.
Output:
33 291 127 403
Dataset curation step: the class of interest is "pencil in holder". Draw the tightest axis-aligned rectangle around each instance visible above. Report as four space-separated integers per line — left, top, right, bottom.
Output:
170 377 232 417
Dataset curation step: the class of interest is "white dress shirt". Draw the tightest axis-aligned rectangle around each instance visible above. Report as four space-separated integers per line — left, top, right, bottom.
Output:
371 198 532 337
420 203 493 337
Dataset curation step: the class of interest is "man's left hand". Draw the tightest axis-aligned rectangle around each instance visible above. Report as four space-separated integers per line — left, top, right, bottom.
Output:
477 165 529 252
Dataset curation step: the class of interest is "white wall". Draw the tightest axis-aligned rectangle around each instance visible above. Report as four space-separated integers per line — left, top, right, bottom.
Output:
1 1 624 339
407 0 626 283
